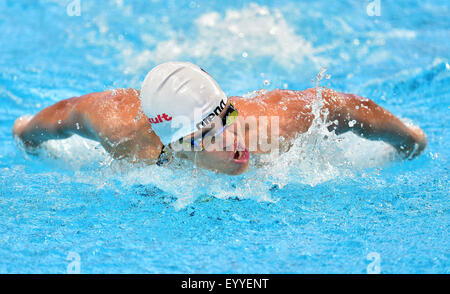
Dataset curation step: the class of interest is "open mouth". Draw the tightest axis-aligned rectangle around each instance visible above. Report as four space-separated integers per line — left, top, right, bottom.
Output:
233 148 250 163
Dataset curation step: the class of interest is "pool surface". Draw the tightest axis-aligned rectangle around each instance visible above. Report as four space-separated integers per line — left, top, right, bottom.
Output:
0 0 449 273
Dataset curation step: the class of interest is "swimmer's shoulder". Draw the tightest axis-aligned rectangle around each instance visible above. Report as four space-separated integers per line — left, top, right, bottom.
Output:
259 88 315 104
76 88 140 102
73 88 144 134
74 88 141 112
102 88 141 103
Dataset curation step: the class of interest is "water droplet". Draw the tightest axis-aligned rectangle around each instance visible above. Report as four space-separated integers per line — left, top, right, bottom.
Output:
242 52 248 58
316 67 327 81
58 120 62 125
264 80 270 86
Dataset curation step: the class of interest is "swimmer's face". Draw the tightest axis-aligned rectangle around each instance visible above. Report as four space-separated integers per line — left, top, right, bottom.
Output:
195 120 250 175
172 105 250 175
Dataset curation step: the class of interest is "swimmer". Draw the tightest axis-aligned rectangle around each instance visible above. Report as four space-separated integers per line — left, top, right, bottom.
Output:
12 62 427 175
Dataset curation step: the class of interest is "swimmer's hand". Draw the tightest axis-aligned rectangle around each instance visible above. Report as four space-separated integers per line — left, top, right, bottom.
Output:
396 125 427 160
12 115 40 154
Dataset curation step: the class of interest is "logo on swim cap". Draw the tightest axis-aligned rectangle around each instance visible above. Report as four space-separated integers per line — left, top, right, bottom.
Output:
196 99 226 130
140 62 228 146
148 113 173 125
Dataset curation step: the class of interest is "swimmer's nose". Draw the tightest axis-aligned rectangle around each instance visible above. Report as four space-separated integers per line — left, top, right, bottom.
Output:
222 124 246 151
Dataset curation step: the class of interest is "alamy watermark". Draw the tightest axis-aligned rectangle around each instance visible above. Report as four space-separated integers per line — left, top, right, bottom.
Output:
366 0 381 17
66 252 81 274
366 252 381 274
66 0 81 17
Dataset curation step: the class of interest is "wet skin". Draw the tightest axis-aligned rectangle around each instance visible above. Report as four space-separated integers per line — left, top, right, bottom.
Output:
13 88 427 175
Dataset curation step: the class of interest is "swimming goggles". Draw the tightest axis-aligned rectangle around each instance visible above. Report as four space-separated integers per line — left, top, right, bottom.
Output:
182 102 239 151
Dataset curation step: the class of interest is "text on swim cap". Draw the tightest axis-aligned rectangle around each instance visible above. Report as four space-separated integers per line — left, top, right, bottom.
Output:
196 99 226 130
148 113 172 124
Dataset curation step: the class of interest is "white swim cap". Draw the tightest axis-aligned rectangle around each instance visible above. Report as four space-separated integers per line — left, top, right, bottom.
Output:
140 62 228 146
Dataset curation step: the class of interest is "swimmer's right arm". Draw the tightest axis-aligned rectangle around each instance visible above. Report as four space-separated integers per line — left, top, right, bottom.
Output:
12 95 97 150
13 90 162 162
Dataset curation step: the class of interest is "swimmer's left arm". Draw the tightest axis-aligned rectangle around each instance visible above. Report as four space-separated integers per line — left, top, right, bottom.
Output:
323 90 427 158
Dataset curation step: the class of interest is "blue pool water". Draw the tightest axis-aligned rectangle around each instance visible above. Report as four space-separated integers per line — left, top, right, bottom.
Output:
0 0 449 273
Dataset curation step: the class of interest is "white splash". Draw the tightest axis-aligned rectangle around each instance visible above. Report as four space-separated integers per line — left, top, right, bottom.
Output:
123 3 327 73
35 110 397 210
